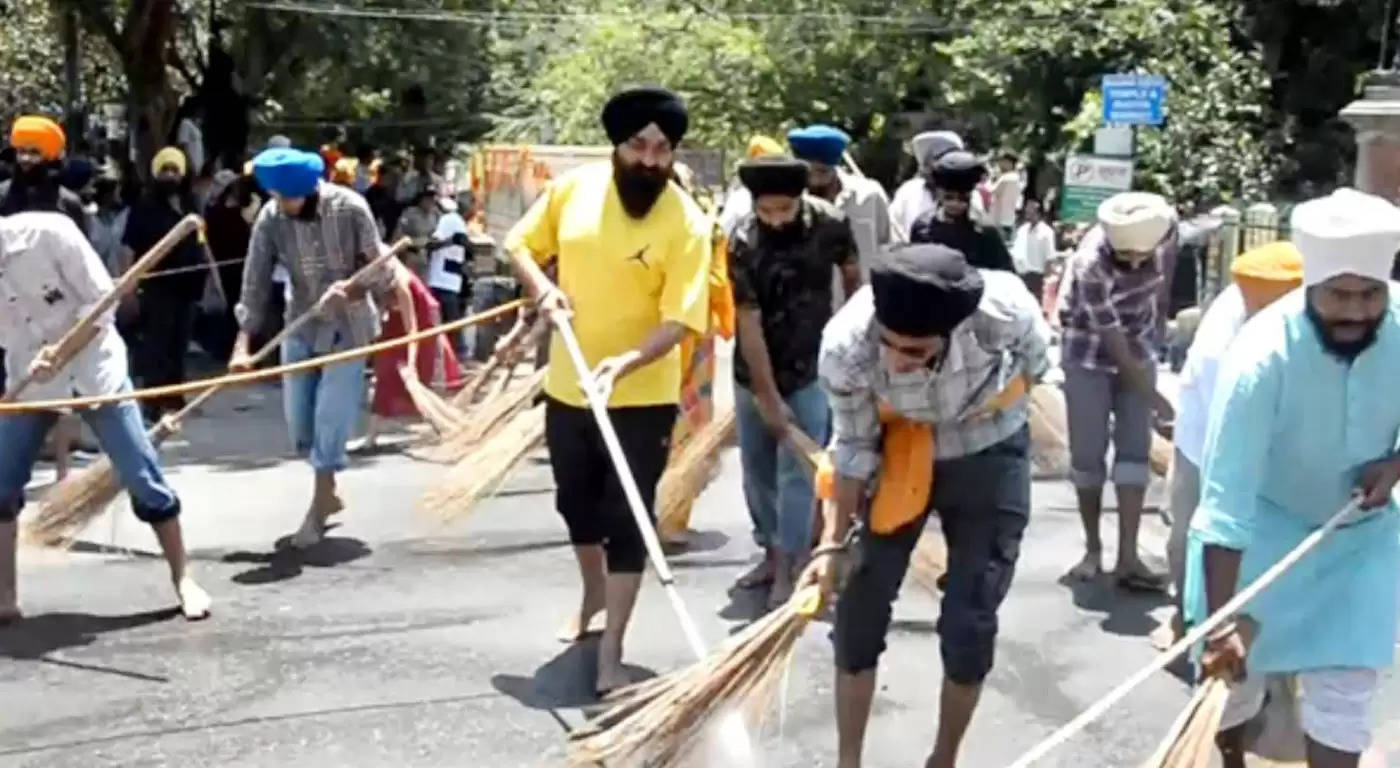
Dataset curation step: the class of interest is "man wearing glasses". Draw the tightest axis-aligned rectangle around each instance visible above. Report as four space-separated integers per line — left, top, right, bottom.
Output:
909 150 1015 273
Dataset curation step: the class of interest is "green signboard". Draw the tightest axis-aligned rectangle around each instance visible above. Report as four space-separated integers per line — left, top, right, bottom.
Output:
1060 154 1134 224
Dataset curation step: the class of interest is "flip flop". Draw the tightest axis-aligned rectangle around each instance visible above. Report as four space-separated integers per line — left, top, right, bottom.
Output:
1116 570 1168 594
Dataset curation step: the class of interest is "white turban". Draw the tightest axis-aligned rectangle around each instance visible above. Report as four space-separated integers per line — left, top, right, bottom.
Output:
1098 192 1176 253
1291 188 1400 287
911 130 964 170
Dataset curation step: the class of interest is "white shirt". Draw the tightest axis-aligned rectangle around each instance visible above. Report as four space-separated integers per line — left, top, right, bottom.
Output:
0 213 129 401
429 211 468 293
1012 220 1055 274
177 118 205 176
717 184 752 241
990 171 1021 228
889 178 935 241
1175 284 1247 466
829 171 893 312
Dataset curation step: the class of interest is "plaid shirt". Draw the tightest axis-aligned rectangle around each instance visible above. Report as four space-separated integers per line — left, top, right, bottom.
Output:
1058 225 1167 372
819 271 1051 480
236 183 391 350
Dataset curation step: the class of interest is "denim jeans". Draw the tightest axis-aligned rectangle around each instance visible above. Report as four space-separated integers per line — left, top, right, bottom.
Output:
282 331 368 473
0 381 179 522
735 381 830 556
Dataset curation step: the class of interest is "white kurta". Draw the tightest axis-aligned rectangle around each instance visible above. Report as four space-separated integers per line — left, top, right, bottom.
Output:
0 212 129 401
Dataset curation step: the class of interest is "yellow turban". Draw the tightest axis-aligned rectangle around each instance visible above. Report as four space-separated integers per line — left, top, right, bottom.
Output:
746 135 783 159
331 156 358 186
10 116 66 161
1231 240 1303 314
151 146 188 178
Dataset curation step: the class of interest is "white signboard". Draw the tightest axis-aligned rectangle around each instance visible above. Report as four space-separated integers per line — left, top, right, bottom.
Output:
1064 154 1134 190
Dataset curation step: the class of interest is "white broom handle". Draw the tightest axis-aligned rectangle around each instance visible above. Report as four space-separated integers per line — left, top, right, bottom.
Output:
1006 499 1361 768
549 310 709 661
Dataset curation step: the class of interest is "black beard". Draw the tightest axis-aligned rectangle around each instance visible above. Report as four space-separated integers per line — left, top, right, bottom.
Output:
14 163 54 187
757 215 805 247
1305 300 1383 361
612 153 669 219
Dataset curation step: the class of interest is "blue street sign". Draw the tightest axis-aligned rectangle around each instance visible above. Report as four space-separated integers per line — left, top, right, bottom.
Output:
1102 74 1167 126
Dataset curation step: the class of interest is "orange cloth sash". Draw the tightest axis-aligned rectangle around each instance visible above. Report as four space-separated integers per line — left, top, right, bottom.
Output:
814 374 1031 535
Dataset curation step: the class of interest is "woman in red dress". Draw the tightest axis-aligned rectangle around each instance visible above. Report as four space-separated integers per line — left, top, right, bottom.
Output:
359 258 464 449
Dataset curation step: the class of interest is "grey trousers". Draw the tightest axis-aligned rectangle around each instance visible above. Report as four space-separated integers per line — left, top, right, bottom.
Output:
1062 364 1154 488
1166 447 1201 597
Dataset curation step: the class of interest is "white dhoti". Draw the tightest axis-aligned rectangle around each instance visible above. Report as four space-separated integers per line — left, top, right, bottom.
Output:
1220 667 1379 754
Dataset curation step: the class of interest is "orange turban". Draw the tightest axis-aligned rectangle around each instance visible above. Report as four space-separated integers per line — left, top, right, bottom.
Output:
1232 240 1303 315
10 116 66 161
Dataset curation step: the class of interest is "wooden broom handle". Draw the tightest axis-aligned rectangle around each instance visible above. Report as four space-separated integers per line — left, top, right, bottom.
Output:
151 237 411 439
2 214 203 403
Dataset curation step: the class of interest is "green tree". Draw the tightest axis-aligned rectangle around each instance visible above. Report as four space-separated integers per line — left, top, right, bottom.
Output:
934 0 1277 205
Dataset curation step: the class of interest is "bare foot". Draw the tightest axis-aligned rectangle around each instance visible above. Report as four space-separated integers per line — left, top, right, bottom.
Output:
768 561 795 611
595 643 628 696
322 494 345 519
0 602 21 626
288 512 325 549
557 599 605 643
175 577 211 621
924 749 954 768
1066 551 1103 581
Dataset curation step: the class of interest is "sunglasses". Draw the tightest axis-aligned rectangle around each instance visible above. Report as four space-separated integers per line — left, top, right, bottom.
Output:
878 333 940 360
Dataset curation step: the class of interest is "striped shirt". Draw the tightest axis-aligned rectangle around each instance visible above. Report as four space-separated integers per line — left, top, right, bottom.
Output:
1058 225 1165 372
819 272 1051 481
236 183 391 350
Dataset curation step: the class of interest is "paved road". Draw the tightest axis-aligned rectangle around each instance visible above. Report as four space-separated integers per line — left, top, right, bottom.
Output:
2 375 1396 767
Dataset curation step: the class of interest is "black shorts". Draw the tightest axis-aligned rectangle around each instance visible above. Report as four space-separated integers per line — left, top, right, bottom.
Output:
833 426 1031 685
544 397 677 573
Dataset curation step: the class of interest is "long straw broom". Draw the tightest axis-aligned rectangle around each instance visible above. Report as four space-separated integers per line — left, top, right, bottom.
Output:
413 366 547 465
3 215 203 403
656 407 737 540
22 239 410 547
401 311 536 436
1006 499 1362 767
447 316 537 410
568 585 824 766
418 403 547 518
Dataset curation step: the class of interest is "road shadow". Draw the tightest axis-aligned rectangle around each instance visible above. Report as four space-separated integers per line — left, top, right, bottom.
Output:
1057 572 1171 637
491 639 658 715
658 529 730 556
0 608 179 682
222 534 372 585
718 585 768 624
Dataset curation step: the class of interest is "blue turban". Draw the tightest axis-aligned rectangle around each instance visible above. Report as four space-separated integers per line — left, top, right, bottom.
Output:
787 125 850 167
252 148 324 198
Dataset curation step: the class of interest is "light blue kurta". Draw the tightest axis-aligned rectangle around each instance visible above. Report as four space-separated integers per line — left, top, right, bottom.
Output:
1184 288 1400 674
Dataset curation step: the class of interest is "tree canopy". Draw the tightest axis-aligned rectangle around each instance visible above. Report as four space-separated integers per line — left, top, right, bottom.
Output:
0 0 1392 201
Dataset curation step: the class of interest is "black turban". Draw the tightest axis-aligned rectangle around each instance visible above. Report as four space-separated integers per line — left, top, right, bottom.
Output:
930 150 986 193
870 244 985 338
737 155 809 198
601 86 689 147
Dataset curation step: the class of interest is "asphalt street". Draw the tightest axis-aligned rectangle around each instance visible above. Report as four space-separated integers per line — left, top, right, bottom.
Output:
1 360 1396 768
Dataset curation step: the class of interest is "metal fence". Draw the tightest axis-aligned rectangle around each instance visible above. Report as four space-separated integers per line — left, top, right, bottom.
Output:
1199 202 1292 305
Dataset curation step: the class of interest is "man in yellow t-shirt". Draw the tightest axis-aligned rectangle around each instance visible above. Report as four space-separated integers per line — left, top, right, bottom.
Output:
503 85 710 695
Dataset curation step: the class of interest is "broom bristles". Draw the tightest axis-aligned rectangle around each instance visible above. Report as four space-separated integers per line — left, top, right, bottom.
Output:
656 408 737 538
414 368 546 464
20 456 123 547
400 365 470 435
567 586 821 766
419 403 546 519
1141 677 1230 767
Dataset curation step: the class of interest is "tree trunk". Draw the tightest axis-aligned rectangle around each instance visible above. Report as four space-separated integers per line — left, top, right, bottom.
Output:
122 0 179 181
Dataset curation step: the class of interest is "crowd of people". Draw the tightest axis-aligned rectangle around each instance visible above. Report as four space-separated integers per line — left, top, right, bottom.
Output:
1 81 1398 768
